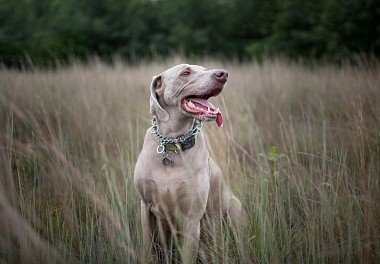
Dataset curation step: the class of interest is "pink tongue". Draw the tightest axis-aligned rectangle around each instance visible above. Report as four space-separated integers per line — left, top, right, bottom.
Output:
188 98 223 128
188 98 216 109
216 112 223 127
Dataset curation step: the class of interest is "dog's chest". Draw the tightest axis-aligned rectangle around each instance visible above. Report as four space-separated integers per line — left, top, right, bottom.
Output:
137 168 210 219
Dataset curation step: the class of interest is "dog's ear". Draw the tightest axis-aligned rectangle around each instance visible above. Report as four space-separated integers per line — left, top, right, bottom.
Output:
150 75 169 122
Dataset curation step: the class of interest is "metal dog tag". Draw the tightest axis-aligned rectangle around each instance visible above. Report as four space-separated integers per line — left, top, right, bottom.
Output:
162 157 172 165
165 143 182 152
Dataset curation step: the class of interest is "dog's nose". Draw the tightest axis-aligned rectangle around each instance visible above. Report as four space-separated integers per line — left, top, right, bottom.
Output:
214 70 228 83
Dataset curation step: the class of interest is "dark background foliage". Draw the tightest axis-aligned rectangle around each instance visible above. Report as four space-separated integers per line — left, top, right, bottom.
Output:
0 0 379 66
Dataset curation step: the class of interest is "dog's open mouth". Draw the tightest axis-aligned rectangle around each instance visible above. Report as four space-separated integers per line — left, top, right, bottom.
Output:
181 88 223 127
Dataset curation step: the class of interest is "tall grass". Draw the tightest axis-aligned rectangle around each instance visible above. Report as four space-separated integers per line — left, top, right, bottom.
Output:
0 57 379 263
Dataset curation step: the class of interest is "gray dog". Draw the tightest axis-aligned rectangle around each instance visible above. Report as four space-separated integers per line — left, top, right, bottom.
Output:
134 64 245 263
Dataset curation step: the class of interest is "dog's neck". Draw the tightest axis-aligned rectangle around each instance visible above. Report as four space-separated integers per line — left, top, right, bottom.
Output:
155 112 195 138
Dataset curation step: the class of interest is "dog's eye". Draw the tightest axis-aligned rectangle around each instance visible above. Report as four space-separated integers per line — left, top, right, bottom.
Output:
181 71 190 76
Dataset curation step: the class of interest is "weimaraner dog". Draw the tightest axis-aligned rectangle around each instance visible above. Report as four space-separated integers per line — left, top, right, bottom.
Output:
134 64 245 263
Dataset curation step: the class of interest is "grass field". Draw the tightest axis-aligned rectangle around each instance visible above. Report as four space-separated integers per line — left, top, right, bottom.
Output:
0 57 379 263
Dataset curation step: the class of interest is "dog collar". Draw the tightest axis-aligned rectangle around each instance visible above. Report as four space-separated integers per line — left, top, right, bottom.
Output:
150 117 203 165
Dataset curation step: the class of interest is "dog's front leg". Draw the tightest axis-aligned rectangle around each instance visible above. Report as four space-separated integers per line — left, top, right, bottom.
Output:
141 201 156 261
181 220 200 263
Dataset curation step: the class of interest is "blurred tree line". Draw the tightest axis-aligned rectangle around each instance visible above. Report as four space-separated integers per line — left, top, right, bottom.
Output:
0 0 379 66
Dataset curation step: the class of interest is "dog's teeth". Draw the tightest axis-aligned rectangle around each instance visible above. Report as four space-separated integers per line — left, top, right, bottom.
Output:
207 107 210 112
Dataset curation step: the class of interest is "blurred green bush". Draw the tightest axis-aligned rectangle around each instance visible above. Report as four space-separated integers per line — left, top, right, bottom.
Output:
0 0 378 67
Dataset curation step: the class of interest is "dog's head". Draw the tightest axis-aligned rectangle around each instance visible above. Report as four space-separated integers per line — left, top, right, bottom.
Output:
150 64 228 127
